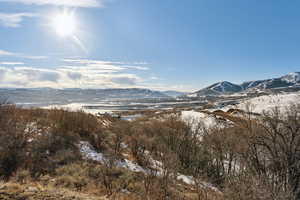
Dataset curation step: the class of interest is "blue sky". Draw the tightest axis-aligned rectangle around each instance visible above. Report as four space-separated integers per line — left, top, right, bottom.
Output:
0 0 299 91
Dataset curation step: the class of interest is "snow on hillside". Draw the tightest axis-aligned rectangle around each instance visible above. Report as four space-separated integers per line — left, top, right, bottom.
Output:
78 141 106 163
211 81 242 93
78 141 220 192
228 92 300 114
44 103 84 112
282 72 300 83
78 141 146 173
181 110 217 129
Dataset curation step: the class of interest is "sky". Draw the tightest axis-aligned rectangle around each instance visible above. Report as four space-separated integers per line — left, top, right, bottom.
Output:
0 0 300 92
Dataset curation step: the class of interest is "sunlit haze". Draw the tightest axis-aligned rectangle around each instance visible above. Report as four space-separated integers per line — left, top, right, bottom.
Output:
51 10 76 37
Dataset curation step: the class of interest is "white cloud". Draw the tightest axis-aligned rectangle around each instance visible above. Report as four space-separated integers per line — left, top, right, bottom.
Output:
0 62 143 89
0 62 24 65
0 62 195 91
21 55 48 60
0 58 154 89
0 0 102 7
0 50 16 56
0 12 37 28
0 49 47 60
126 66 149 71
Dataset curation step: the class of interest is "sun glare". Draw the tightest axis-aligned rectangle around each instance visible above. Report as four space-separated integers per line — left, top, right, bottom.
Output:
51 11 77 37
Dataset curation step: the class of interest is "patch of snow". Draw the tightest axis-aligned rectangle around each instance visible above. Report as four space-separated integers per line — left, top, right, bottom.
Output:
43 103 83 112
181 110 217 129
116 159 146 173
24 122 39 134
77 141 106 163
78 141 146 173
177 174 221 193
177 174 194 185
120 142 128 149
187 93 198 98
43 103 115 115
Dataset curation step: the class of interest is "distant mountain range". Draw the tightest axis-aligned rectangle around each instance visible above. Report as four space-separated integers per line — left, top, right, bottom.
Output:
0 88 172 106
188 72 300 97
161 90 188 97
1 72 299 106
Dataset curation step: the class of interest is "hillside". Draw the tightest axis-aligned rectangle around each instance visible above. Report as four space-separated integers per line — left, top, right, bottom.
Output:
0 97 299 199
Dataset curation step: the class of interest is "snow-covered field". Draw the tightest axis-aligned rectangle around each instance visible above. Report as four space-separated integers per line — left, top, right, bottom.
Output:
228 92 300 114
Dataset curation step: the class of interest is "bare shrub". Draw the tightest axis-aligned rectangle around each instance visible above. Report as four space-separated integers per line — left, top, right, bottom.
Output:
0 104 27 180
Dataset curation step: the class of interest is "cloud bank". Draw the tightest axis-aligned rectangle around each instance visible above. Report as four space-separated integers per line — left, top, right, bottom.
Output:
0 59 148 89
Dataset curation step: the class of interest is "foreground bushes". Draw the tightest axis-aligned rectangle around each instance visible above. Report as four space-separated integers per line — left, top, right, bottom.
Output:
112 105 300 199
0 104 27 179
0 103 300 200
0 106 105 180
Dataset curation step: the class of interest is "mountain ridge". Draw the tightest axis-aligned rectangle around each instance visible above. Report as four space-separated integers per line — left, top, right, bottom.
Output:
188 72 300 97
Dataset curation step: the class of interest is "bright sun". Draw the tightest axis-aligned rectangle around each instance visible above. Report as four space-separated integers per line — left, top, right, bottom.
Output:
51 11 77 37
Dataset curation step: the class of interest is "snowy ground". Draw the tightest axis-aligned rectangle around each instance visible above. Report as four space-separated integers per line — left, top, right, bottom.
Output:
226 92 300 114
77 141 146 173
77 141 220 192
181 110 218 129
43 103 114 115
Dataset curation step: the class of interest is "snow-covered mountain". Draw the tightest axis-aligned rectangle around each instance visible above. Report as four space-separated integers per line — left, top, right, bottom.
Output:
241 80 267 90
247 72 300 90
281 72 300 84
193 81 243 96
188 72 300 97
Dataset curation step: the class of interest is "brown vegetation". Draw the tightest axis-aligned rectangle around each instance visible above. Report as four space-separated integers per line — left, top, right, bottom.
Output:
0 102 299 199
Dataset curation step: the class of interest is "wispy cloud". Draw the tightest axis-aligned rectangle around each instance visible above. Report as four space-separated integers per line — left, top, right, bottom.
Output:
0 58 149 88
21 55 48 60
0 12 37 28
0 62 24 65
0 66 142 88
0 50 16 56
0 49 47 60
0 0 102 8
63 59 150 71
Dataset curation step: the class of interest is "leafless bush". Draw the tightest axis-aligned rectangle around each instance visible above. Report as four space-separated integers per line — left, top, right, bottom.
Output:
0 104 27 180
